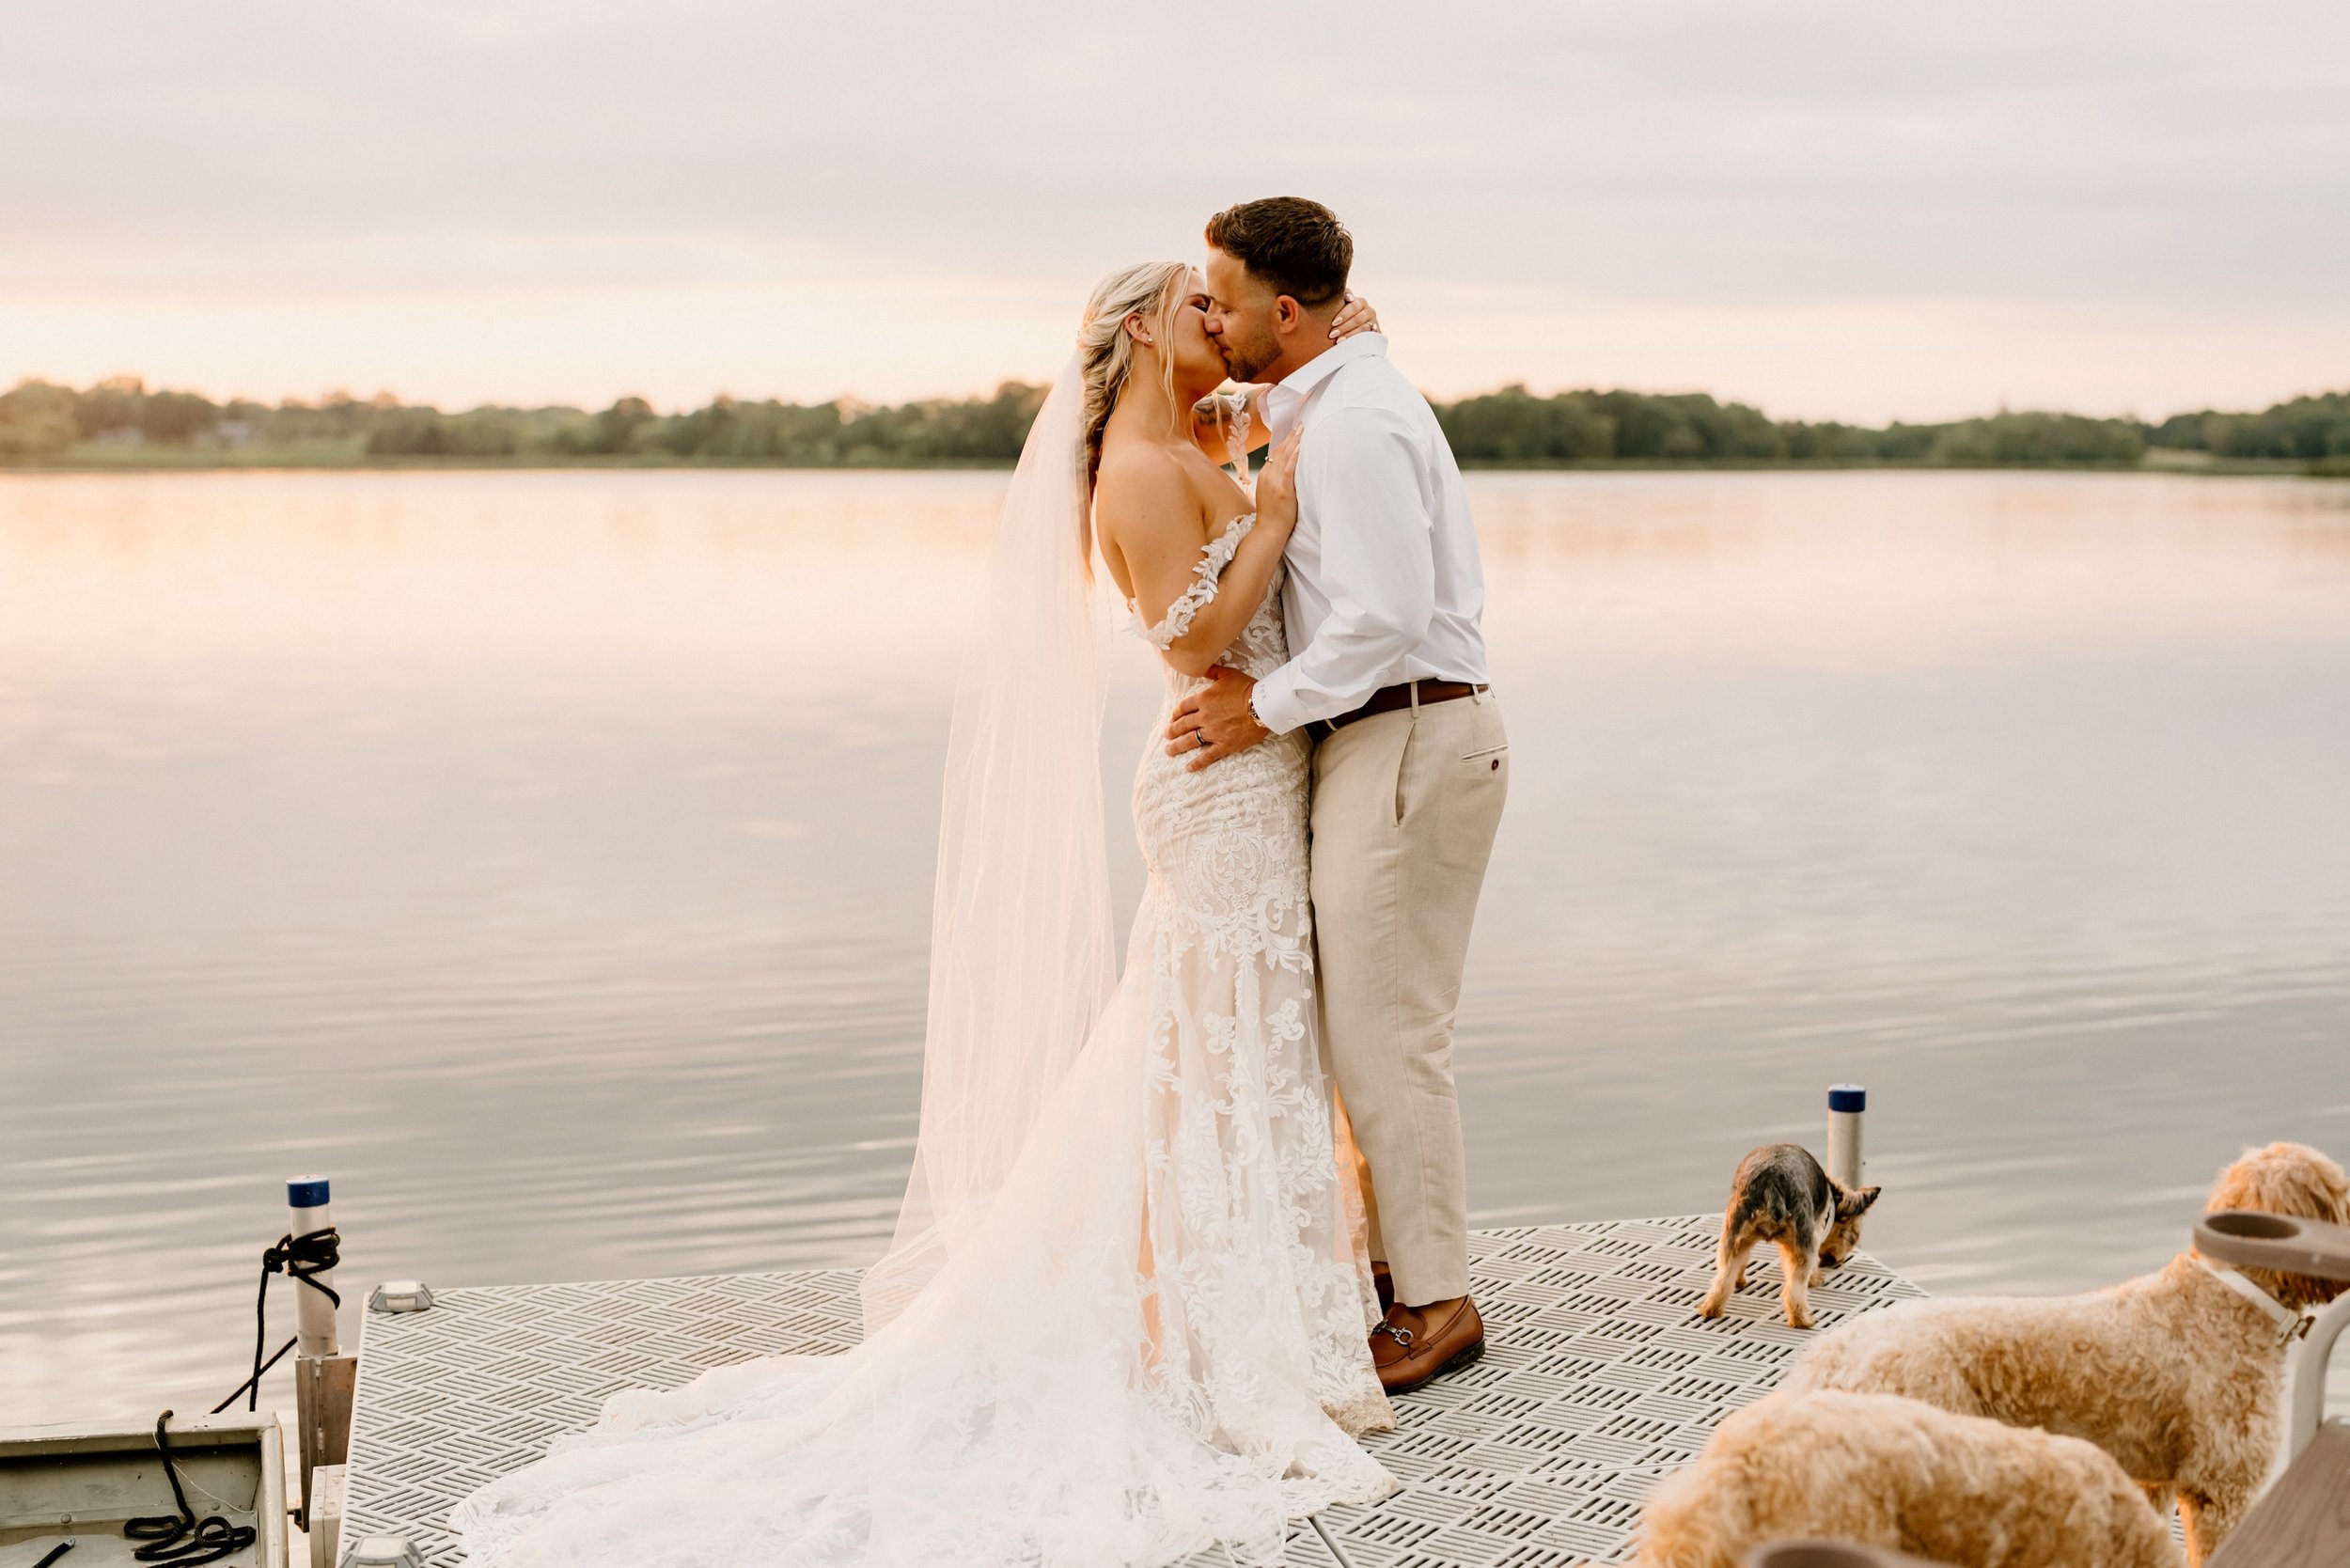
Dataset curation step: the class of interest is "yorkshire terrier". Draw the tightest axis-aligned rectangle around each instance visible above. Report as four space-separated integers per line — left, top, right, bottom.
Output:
1697 1142 1881 1329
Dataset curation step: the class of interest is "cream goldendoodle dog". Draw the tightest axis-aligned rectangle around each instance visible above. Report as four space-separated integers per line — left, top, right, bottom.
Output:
1776 1141 2348 1564
1633 1389 2182 1568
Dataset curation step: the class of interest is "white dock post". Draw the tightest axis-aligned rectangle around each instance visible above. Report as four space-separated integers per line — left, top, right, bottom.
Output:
288 1176 337 1358
286 1175 355 1544
1826 1085 1866 1190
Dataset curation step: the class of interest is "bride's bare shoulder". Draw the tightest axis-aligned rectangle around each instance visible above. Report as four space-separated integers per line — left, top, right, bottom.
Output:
1094 440 1208 544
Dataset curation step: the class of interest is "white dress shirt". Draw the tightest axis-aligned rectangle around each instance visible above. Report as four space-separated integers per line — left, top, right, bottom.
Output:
1248 333 1490 736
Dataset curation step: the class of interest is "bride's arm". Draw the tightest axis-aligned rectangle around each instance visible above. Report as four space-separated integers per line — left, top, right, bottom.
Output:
1189 293 1381 463
1101 432 1302 680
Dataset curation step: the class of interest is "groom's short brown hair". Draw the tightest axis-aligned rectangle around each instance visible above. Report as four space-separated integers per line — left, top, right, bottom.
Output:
1205 197 1352 307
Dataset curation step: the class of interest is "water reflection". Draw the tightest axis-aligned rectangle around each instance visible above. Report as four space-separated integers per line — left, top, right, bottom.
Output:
3 469 2346 1422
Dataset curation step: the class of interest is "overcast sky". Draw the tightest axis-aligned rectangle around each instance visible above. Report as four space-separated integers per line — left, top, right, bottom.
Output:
4 0 2344 421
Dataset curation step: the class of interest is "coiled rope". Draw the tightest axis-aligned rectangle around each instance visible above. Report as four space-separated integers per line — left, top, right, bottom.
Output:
122 1411 259 1565
210 1226 340 1415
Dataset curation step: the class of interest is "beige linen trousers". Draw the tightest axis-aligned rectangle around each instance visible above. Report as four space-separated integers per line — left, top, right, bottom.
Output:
1309 685 1509 1307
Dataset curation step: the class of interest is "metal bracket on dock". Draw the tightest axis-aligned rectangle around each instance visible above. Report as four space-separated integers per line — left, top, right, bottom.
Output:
295 1352 356 1529
338 1533 426 1567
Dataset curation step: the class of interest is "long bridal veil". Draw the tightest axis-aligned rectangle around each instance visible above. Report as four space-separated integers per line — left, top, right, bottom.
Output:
452 350 1392 1568
862 355 1115 1326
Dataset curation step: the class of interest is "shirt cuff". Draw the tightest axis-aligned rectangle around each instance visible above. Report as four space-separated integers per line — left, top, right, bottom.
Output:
1250 668 1307 737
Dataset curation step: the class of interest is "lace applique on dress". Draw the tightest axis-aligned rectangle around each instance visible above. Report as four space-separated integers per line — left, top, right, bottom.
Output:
1222 391 1254 477
1196 388 1253 478
449 373 1388 1568
1136 513 1255 650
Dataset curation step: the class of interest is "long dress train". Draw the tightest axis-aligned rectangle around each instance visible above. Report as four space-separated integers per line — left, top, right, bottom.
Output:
450 509 1395 1567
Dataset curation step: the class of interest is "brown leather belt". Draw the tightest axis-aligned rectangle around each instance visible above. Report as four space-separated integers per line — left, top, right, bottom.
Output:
1310 679 1488 738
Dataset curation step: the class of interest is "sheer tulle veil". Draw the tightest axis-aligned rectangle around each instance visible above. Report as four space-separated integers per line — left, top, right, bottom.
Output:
449 346 1396 1568
860 355 1115 1328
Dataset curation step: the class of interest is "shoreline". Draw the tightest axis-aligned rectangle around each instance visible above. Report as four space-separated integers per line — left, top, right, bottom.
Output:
9 383 2344 477
0 451 2334 478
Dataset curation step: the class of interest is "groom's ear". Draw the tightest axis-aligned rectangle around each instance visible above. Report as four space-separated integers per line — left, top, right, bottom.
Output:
1271 294 1306 338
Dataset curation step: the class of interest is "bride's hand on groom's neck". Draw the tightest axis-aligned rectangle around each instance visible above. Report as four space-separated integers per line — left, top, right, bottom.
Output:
1326 291 1379 341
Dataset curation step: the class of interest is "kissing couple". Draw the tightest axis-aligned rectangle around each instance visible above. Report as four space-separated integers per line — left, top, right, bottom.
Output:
456 196 1509 1568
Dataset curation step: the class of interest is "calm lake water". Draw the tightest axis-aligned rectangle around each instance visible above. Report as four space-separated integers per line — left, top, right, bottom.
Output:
4 468 2348 1423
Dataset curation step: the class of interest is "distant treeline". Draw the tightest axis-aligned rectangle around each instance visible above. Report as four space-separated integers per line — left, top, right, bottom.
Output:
4 374 2347 473
0 379 1051 466
1437 386 2350 467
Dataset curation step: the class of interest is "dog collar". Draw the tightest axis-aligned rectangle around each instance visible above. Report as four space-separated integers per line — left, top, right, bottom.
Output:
2195 1255 2311 1341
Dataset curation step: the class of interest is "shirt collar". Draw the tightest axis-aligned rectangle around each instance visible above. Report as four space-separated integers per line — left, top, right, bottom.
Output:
1261 332 1386 438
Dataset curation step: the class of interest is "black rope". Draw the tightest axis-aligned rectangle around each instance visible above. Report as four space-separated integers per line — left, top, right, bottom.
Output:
222 1226 339 1413
123 1411 258 1566
207 1335 295 1417
32 1539 77 1568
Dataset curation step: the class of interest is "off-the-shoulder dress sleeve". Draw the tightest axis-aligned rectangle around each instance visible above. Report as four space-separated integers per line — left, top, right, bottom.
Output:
1136 513 1255 650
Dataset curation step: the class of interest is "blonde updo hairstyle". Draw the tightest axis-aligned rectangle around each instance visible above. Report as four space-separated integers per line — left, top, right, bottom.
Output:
1078 260 1190 503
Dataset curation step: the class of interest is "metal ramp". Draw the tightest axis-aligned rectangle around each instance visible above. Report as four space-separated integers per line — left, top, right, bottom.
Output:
342 1215 1927 1566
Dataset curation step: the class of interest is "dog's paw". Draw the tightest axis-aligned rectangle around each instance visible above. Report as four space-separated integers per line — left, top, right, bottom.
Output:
1782 1308 1814 1329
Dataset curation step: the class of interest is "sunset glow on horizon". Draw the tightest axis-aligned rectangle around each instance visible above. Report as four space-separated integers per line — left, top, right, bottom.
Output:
5 0 2344 424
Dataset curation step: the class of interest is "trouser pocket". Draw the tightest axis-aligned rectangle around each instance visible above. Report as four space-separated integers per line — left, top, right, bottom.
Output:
1433 702 1509 871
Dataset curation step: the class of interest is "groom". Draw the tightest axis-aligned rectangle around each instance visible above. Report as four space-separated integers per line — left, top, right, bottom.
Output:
1172 196 1509 1395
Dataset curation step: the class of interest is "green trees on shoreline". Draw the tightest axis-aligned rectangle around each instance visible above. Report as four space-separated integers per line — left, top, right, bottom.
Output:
3 373 2345 472
1432 386 2346 467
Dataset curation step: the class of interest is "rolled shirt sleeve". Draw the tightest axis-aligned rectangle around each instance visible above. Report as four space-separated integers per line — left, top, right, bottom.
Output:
1251 406 1437 735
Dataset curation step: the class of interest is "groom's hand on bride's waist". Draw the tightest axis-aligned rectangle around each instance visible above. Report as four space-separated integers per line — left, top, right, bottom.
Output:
1167 667 1269 772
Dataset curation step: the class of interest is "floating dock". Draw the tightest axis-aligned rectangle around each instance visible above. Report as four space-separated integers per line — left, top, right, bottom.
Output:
341 1214 1928 1567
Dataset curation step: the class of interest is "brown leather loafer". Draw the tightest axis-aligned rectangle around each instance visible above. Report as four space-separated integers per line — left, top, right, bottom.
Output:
1370 1294 1484 1394
1371 1261 1394 1312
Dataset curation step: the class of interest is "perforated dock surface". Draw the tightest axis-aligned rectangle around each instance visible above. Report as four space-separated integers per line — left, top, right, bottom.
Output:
343 1215 1926 1566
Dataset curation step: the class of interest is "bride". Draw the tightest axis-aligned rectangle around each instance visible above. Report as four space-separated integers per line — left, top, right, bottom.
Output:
453 262 1395 1567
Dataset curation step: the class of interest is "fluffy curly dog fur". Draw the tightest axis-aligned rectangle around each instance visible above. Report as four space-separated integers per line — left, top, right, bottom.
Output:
1634 1389 2181 1568
1776 1142 2349 1564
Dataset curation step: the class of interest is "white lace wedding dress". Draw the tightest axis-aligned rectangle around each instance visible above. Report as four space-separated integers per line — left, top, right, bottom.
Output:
451 492 1396 1565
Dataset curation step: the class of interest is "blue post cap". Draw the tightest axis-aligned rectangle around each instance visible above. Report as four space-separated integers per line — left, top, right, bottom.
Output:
1827 1084 1866 1113
288 1175 331 1208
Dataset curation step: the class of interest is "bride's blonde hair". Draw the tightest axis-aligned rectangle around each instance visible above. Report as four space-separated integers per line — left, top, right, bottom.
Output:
1078 260 1189 501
